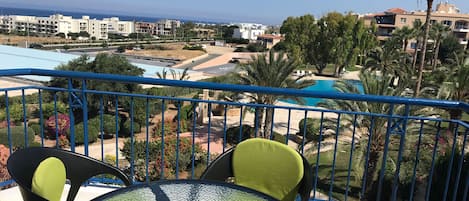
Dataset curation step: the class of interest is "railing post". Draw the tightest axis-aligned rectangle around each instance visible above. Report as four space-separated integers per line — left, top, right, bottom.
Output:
68 79 76 151
391 105 411 201
82 80 89 156
376 104 395 200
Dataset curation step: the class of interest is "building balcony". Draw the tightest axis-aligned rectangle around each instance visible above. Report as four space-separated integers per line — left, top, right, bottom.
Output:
454 27 469 33
0 69 467 201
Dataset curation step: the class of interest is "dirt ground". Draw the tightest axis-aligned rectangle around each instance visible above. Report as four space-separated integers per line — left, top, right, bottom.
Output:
125 44 206 61
0 34 71 45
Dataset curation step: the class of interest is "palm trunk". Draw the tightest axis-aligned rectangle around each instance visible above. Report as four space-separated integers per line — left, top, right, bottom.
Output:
412 39 420 69
364 140 385 200
263 107 273 139
415 0 433 97
432 38 441 70
254 107 265 138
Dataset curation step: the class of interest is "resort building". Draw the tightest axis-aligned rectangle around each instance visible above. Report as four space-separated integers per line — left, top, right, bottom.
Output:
363 2 469 48
134 19 181 37
256 34 283 49
232 23 267 41
0 14 135 40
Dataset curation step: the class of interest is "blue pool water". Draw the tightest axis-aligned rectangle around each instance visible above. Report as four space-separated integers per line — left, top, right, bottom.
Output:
282 80 364 106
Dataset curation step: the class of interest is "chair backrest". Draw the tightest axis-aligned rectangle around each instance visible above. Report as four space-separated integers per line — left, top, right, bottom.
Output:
7 147 132 201
201 138 313 201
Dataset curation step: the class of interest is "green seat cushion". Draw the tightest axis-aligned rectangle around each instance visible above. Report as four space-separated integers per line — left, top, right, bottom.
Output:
232 138 304 201
32 157 66 201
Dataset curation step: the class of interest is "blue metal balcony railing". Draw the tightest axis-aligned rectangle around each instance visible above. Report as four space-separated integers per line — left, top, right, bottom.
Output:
0 68 468 201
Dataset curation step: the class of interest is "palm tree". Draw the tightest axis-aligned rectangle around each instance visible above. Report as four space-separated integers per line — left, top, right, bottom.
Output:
236 50 315 138
430 23 451 70
394 26 414 53
317 71 407 199
415 0 434 97
156 67 190 80
411 20 424 69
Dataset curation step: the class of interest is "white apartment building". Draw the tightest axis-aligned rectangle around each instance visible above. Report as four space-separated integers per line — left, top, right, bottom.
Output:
232 23 267 40
0 14 135 40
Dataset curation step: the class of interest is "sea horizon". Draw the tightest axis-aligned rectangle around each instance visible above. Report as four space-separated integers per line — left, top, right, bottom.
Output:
0 6 227 25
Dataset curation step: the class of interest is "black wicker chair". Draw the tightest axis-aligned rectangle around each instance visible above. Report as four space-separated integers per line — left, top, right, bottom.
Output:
7 147 132 201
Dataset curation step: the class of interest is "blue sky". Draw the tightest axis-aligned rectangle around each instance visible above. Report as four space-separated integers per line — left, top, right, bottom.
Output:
1 0 468 24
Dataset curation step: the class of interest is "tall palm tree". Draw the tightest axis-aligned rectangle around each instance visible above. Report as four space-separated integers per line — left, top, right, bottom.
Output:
415 0 434 97
317 71 407 199
394 26 414 53
411 20 424 69
236 50 315 138
430 22 451 70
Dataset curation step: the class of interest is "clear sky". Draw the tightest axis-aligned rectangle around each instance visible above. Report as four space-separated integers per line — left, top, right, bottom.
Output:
1 0 468 24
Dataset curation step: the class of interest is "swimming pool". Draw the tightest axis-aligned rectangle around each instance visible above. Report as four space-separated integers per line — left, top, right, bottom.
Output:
281 79 364 106
0 45 189 81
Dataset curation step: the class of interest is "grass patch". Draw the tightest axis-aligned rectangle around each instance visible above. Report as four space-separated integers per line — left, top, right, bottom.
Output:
306 143 364 201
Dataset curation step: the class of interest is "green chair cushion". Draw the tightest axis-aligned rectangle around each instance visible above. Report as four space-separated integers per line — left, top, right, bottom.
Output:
232 138 304 201
31 157 66 201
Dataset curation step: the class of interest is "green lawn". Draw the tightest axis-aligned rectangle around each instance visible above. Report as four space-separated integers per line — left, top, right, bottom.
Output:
307 143 364 201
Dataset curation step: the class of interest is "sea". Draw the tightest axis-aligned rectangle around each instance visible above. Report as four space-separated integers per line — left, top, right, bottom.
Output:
0 6 221 24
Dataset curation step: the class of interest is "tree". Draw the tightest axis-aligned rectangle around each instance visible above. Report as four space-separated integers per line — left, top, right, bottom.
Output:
438 35 464 63
280 14 318 69
317 70 412 200
236 50 315 138
411 20 424 69
393 26 414 53
430 23 451 69
78 31 90 38
49 54 145 120
415 0 434 96
156 68 190 81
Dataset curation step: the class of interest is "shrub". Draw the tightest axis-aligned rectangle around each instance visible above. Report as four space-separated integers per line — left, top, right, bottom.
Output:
8 104 29 123
0 126 35 148
272 132 287 144
0 121 15 129
69 122 99 144
120 119 141 137
88 114 121 135
225 125 255 145
298 118 321 142
29 122 42 135
32 102 67 119
152 119 189 138
0 144 10 185
44 113 70 139
121 136 206 181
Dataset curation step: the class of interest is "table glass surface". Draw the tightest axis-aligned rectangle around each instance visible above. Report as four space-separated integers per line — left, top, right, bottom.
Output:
93 180 277 201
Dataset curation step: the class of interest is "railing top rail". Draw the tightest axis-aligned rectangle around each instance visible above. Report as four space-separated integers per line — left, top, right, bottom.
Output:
0 68 467 111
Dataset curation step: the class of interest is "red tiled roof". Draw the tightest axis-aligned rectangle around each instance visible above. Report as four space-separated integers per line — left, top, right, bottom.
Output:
386 8 407 14
257 34 283 40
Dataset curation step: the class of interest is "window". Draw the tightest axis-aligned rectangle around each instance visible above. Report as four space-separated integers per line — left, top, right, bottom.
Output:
430 20 437 25
442 20 452 26
400 18 407 23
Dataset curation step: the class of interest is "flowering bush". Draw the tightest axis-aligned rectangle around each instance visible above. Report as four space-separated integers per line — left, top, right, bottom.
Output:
0 144 10 186
122 136 206 181
45 113 70 139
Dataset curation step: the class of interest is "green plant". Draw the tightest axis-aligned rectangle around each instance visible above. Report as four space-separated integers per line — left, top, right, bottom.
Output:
225 125 255 145
121 136 206 181
120 119 141 137
88 114 121 135
32 102 67 119
298 118 321 142
29 122 42 135
0 126 35 148
69 122 98 144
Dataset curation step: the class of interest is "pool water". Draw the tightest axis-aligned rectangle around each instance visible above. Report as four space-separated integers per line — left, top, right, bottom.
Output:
282 80 364 106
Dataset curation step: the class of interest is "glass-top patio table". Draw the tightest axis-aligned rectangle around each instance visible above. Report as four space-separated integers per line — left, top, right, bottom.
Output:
91 179 278 201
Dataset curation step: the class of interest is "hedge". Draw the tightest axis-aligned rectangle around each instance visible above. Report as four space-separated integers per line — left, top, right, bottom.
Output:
69 123 99 144
0 126 35 148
